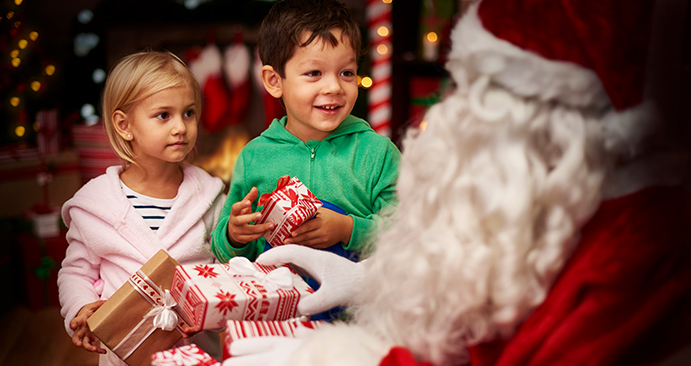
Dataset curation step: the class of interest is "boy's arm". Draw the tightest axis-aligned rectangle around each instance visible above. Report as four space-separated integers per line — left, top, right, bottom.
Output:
210 155 265 262
346 142 401 252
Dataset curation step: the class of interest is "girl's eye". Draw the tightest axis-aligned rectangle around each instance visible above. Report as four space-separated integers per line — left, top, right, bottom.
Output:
341 70 355 77
184 109 196 118
156 112 169 120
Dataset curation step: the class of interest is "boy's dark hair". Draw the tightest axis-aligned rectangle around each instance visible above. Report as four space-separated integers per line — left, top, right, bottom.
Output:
258 0 363 78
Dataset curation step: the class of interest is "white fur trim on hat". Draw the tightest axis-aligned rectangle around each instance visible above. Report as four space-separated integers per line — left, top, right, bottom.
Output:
448 4 610 110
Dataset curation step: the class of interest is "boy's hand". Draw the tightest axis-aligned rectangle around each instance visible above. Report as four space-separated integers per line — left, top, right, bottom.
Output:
228 187 275 245
284 207 353 249
70 300 107 354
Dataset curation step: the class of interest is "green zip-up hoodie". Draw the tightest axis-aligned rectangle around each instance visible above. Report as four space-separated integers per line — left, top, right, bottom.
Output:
211 115 401 262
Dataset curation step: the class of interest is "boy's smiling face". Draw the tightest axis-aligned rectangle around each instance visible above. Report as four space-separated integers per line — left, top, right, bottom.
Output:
276 29 359 142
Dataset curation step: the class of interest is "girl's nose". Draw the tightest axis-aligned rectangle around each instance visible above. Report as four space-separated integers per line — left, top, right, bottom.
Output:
172 115 187 135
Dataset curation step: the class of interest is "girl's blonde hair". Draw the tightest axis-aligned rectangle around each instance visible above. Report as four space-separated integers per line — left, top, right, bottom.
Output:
102 50 201 168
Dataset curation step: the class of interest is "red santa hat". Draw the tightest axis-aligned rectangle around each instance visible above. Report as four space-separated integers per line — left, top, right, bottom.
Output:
453 0 656 113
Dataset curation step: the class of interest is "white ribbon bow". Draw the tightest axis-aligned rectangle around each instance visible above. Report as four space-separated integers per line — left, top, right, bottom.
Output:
227 257 293 293
145 289 179 332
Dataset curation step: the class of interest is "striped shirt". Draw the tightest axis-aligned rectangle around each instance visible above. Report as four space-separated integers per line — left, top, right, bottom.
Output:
120 181 177 233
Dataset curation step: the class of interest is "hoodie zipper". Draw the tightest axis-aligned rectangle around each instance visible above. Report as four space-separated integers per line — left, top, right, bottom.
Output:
306 141 320 189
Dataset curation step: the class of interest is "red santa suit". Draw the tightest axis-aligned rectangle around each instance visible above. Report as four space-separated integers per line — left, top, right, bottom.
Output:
378 186 691 366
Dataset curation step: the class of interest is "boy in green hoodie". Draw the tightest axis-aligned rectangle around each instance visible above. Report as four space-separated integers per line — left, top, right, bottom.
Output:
211 0 401 263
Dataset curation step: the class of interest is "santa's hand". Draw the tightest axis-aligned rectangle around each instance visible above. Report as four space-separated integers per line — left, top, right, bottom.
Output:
256 245 365 316
223 335 306 366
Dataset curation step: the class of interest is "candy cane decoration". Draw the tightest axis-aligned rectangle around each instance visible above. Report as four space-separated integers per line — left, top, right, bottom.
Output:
366 0 392 137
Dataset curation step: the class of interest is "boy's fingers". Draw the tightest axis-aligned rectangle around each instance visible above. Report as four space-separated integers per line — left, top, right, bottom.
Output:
239 220 275 235
242 187 259 204
232 212 264 226
231 200 253 216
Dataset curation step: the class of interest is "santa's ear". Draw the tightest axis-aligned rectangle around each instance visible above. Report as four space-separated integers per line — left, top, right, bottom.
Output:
260 65 283 99
113 110 133 141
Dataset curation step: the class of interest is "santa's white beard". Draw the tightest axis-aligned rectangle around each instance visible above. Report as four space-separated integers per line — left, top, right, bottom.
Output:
353 73 612 365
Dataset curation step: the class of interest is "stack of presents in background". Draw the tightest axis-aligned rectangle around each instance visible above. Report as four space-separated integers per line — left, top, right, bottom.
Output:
0 114 118 314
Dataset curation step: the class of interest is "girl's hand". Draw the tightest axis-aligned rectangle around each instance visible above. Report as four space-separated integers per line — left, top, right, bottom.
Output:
284 207 353 249
228 187 275 245
70 300 107 354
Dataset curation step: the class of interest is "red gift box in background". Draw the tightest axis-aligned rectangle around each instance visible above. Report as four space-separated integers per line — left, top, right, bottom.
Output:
71 123 120 184
223 319 323 360
170 257 314 331
255 176 322 247
152 344 220 366
16 230 68 310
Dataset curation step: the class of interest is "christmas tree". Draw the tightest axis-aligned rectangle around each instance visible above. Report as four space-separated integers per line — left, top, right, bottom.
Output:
0 0 57 150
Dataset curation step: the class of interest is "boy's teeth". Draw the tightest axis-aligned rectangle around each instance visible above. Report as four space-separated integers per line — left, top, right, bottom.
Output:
321 106 337 110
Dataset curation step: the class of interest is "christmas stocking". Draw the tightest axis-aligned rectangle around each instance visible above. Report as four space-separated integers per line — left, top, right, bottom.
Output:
223 39 252 126
187 44 231 133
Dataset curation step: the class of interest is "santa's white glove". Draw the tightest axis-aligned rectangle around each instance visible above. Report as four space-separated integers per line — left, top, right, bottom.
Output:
256 245 365 316
222 333 307 366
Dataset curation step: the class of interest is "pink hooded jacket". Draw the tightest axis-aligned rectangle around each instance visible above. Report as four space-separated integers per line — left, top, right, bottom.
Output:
58 164 225 364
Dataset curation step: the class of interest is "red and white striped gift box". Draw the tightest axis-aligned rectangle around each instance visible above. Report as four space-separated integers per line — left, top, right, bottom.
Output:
170 257 314 331
223 319 324 360
151 344 220 366
255 176 322 247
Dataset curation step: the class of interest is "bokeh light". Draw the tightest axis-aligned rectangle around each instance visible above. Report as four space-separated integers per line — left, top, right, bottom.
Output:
426 31 439 43
92 68 106 84
78 9 94 24
15 125 25 137
81 103 96 120
376 44 388 55
361 76 373 88
377 26 389 37
45 64 56 76
31 81 41 92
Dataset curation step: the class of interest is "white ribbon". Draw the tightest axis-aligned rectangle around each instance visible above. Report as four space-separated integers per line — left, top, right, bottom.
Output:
145 289 179 331
227 257 293 293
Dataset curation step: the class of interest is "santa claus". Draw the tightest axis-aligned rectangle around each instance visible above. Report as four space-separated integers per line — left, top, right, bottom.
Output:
224 0 691 365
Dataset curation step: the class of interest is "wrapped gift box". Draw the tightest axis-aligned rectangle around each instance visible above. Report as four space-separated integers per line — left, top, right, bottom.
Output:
170 257 314 331
255 176 322 247
152 344 220 366
87 249 191 366
223 319 324 360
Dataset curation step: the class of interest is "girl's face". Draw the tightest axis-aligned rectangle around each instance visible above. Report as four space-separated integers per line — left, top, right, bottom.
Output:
125 85 198 166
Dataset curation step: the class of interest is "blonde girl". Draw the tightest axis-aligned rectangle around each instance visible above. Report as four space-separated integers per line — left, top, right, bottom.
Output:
58 50 225 365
